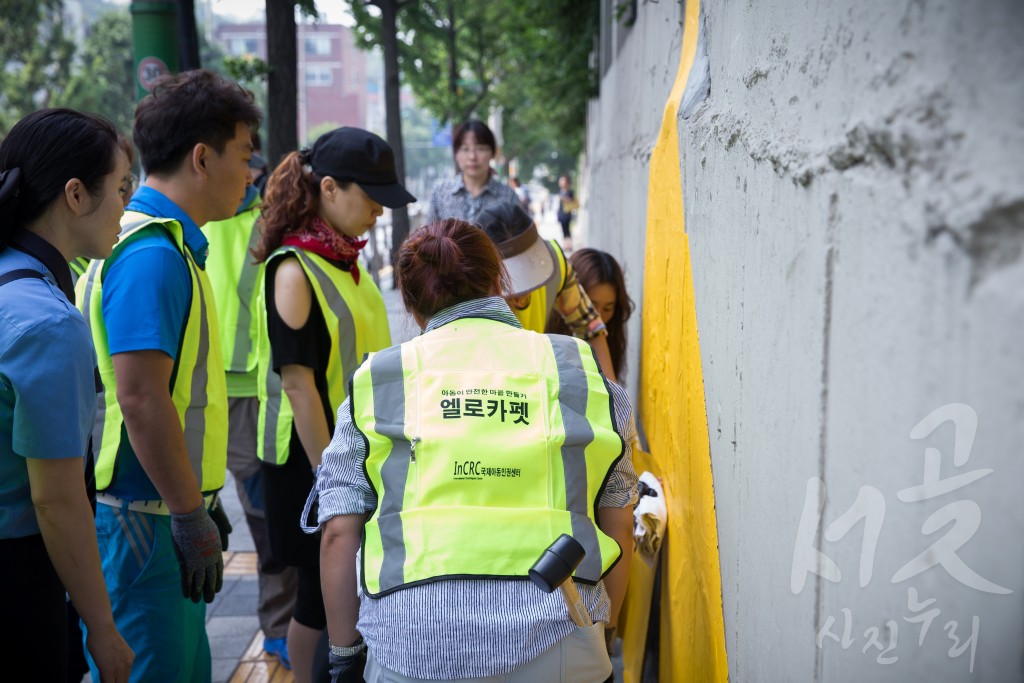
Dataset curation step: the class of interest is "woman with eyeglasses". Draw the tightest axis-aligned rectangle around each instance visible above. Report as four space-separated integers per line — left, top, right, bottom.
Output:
425 120 519 225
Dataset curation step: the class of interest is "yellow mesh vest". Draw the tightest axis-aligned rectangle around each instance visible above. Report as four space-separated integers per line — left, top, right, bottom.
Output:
78 211 228 493
257 247 391 465
353 316 622 596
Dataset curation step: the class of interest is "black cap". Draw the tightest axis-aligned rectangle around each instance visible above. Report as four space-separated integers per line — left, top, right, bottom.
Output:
308 127 416 208
476 201 557 297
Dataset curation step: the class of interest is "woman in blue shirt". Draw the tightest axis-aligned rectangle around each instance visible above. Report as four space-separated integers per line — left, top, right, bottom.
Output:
0 109 134 682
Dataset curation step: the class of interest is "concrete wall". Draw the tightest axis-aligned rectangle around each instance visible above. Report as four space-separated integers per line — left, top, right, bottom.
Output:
584 0 1024 680
580 2 683 401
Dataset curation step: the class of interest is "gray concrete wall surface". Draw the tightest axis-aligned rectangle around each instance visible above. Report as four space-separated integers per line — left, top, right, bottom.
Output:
580 2 684 402
584 0 1024 681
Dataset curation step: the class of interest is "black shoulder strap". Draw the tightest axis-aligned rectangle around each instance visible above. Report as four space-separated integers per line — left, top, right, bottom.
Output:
0 269 46 287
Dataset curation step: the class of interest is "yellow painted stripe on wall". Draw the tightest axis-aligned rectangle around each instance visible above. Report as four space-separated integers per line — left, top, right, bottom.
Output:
638 0 729 680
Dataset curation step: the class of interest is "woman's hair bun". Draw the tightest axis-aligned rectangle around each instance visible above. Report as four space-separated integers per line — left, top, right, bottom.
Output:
396 218 507 320
416 233 460 276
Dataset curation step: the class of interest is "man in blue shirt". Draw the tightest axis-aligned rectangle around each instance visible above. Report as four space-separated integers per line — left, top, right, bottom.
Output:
79 70 261 683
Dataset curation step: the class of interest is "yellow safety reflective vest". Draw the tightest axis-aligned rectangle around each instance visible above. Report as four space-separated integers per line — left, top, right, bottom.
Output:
513 239 567 333
204 199 262 397
78 211 228 493
257 247 391 465
352 316 624 597
69 256 89 287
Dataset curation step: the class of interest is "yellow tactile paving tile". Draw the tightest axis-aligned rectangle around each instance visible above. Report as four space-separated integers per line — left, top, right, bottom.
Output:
223 550 259 576
230 630 294 683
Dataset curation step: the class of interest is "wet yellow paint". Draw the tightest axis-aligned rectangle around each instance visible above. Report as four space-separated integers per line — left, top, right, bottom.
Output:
634 0 729 679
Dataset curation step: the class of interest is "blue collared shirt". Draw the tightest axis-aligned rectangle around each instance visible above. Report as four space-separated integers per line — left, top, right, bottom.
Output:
126 186 209 267
0 245 97 539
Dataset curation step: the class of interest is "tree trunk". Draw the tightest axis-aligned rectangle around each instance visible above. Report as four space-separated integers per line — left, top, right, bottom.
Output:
176 0 200 70
378 0 410 265
446 0 458 122
266 0 298 168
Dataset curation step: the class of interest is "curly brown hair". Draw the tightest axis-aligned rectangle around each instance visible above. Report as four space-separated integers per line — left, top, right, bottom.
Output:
253 151 320 262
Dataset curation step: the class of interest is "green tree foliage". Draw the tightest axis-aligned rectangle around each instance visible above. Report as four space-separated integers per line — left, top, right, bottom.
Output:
401 104 452 181
0 0 76 135
495 0 599 174
56 11 135 135
222 54 270 144
346 0 599 175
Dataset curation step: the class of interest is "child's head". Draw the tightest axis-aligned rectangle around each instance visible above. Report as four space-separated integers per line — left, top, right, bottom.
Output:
549 248 634 379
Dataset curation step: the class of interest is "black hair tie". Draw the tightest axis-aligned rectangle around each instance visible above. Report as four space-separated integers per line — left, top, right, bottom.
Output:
0 167 23 208
298 148 312 165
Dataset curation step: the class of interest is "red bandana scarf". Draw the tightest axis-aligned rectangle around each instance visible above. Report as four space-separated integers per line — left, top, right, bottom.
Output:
281 216 369 284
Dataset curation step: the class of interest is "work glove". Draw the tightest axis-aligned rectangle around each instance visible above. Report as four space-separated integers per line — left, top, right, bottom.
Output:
170 503 224 604
328 638 366 683
208 498 233 551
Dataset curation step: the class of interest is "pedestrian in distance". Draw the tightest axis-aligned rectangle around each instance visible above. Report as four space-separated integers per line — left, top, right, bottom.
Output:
77 69 261 683
476 200 619 383
557 174 578 253
312 218 638 683
547 248 635 381
509 175 532 216
253 126 415 683
425 119 518 225
0 108 135 682
203 129 299 671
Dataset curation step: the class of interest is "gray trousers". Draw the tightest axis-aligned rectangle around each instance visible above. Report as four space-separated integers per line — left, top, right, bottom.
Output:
227 396 298 639
363 622 612 683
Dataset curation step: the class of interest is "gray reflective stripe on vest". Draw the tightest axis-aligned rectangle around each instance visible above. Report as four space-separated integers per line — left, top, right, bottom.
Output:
261 353 283 463
80 259 108 454
229 224 262 372
548 334 603 580
181 257 210 484
367 345 410 592
260 249 358 464
292 250 358 384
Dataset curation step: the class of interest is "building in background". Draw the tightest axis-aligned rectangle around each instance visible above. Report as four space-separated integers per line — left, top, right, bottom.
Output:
214 19 377 143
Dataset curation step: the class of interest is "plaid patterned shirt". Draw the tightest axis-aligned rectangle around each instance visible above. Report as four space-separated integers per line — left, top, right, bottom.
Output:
308 297 638 679
553 258 608 340
425 173 519 225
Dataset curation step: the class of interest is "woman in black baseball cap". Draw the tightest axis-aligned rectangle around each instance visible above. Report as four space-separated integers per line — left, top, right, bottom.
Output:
252 127 415 683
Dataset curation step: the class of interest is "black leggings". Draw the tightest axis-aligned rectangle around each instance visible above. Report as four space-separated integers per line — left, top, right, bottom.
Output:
559 216 572 238
0 534 68 680
262 454 327 630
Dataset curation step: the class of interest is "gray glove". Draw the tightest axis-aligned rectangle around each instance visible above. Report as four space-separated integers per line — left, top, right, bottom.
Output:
170 503 224 604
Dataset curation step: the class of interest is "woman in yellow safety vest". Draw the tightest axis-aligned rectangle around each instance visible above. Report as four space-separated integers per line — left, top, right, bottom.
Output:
308 219 639 682
252 127 415 683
